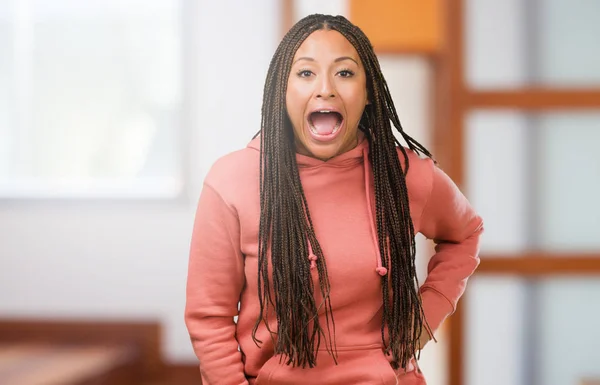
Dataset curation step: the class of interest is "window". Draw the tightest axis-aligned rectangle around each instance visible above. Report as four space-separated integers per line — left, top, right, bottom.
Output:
0 0 184 198
443 1 600 384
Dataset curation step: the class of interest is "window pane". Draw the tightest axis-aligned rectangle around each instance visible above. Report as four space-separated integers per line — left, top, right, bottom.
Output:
465 0 528 89
466 0 600 88
538 112 600 251
466 276 600 385
537 0 600 86
0 3 14 178
1 0 183 197
378 55 432 148
467 110 600 253
537 278 600 385
465 276 528 385
465 111 530 253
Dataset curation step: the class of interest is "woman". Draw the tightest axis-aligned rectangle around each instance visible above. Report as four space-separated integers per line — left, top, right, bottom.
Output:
185 14 483 385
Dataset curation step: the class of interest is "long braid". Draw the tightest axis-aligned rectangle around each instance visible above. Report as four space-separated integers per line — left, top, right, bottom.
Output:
252 14 434 370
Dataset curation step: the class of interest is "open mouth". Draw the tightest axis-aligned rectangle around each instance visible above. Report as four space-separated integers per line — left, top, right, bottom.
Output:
308 110 344 139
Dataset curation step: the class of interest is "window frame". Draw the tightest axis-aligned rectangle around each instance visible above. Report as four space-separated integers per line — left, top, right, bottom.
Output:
443 2 600 385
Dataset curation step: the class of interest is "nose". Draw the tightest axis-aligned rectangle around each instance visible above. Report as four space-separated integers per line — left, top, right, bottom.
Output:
316 75 336 99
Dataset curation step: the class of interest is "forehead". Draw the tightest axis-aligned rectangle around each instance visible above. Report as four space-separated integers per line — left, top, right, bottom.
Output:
292 29 360 63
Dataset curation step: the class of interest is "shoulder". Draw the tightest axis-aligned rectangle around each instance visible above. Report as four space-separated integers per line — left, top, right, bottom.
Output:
395 146 436 225
395 146 435 193
204 147 260 201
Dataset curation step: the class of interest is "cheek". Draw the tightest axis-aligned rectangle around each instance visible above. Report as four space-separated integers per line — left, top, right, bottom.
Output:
342 87 368 122
338 79 367 100
285 84 306 122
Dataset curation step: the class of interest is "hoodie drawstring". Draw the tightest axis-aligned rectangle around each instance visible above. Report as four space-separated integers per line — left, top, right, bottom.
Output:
363 148 388 276
307 240 318 270
299 135 385 276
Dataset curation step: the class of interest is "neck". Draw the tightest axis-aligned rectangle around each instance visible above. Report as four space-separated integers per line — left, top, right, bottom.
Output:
295 131 364 161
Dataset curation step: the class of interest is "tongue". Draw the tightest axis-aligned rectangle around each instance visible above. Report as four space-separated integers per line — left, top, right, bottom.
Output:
311 113 339 135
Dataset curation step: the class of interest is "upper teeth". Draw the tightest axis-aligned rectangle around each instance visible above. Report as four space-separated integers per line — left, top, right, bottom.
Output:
318 110 332 113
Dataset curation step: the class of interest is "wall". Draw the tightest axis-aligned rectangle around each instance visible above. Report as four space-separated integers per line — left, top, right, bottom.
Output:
0 0 280 363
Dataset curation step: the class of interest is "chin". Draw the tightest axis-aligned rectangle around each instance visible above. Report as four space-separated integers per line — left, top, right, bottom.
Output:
306 142 344 160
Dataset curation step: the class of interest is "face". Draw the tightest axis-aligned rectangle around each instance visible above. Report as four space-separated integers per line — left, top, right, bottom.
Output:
286 29 369 161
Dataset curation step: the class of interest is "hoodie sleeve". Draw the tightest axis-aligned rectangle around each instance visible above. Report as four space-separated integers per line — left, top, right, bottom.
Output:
185 181 249 385
418 160 484 337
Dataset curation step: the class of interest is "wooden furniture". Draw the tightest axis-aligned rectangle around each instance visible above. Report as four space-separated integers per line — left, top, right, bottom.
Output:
0 342 140 385
581 380 600 385
0 319 169 385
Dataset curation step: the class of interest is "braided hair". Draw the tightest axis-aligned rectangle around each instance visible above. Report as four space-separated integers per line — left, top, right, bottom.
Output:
252 14 435 370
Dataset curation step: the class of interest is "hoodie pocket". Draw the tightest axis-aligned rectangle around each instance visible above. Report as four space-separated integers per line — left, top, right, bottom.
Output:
255 347 399 385
395 358 426 385
255 355 282 385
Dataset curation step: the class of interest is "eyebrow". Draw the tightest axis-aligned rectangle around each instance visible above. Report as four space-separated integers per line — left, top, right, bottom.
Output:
293 56 359 65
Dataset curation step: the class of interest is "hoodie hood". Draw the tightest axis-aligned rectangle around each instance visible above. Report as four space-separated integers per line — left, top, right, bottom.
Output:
246 132 388 276
246 133 370 168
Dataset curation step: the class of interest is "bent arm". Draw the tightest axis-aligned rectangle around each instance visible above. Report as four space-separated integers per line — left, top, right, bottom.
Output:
418 162 484 340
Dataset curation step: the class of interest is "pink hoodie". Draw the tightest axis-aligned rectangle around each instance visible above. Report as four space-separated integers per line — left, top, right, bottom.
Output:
185 135 483 385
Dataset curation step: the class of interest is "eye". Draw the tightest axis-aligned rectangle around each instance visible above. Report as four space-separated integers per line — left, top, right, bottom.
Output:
338 69 355 78
297 69 313 78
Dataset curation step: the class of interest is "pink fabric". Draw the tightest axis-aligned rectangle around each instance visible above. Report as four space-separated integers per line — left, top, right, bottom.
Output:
185 136 483 384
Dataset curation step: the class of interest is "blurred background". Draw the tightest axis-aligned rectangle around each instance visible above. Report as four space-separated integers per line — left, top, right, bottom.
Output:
1 0 599 384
